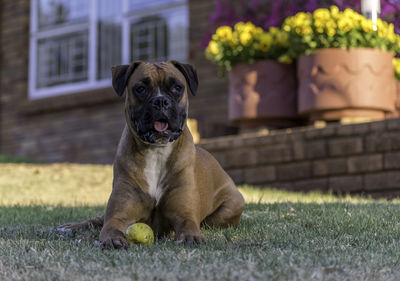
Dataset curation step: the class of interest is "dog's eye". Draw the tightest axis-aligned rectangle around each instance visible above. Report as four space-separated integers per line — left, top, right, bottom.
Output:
174 85 183 92
135 86 146 95
171 84 184 97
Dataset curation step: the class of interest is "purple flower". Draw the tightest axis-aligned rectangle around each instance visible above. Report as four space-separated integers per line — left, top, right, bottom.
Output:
305 0 318 11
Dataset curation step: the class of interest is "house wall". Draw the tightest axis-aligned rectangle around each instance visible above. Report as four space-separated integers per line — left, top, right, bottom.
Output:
200 118 400 197
188 0 235 137
0 0 231 163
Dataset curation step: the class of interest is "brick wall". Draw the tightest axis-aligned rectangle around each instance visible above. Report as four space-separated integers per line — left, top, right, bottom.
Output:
200 118 400 197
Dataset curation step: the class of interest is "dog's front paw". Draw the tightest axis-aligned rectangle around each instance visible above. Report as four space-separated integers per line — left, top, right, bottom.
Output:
101 236 129 249
100 229 129 250
175 231 205 244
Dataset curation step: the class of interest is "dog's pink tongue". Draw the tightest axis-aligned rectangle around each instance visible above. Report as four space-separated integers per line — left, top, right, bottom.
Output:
154 121 168 132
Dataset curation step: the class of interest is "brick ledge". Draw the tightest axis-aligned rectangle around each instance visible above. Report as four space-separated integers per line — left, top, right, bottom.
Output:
19 87 122 115
200 118 400 151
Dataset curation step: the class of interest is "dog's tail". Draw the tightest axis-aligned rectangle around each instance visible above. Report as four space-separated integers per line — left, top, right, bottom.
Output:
56 215 104 233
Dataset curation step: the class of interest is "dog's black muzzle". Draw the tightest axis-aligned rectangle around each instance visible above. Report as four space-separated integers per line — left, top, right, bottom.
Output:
130 96 186 144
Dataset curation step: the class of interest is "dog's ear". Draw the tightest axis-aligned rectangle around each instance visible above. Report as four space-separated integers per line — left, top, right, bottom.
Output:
170 60 198 96
111 62 142 96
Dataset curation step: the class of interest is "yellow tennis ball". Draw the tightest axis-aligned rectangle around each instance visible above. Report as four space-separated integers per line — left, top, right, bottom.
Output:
125 223 154 246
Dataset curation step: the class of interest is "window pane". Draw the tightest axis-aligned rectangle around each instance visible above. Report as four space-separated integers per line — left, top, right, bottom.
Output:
129 0 185 11
129 6 188 63
130 17 168 62
38 0 89 29
97 0 122 79
164 6 188 62
37 31 88 88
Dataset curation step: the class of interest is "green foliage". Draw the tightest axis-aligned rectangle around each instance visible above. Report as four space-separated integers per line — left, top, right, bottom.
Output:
0 154 33 163
394 58 400 80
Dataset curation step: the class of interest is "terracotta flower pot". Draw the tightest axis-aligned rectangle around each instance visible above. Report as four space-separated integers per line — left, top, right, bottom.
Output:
297 48 396 121
386 81 400 118
228 60 298 130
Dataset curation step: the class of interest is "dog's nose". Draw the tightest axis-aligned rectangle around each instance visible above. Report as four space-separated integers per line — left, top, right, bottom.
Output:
151 96 171 110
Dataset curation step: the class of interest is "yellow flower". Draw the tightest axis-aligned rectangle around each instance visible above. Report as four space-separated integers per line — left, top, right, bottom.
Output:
314 19 323 28
326 19 337 29
376 18 386 32
230 32 239 46
330 5 339 18
282 16 299 32
388 23 395 34
207 40 219 55
387 32 396 43
294 16 305 27
313 8 330 20
338 17 353 33
255 27 263 35
361 18 374 33
216 26 233 42
344 8 363 24
278 55 292 64
234 22 246 32
242 22 257 34
275 31 289 46
283 24 291 32
326 27 336 37
234 22 258 36
303 26 313 35
296 12 310 20
384 23 396 42
269 27 279 35
239 32 252 45
258 33 272 51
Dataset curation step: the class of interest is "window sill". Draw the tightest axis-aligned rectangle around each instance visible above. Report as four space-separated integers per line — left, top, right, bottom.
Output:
19 86 121 115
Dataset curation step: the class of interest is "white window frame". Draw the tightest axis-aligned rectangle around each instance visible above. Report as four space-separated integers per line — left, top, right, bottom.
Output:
28 0 188 100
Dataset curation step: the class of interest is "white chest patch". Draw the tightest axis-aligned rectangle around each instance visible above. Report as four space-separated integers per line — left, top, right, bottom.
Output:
143 144 173 204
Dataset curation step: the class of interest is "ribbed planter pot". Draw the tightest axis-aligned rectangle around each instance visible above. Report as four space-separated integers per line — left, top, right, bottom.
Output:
228 60 298 130
386 81 400 118
298 48 396 121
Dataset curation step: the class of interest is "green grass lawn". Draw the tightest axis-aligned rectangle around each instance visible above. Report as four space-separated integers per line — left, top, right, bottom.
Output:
1 163 400 280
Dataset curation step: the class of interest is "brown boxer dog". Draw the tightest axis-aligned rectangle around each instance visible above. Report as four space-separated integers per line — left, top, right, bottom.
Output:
57 61 245 249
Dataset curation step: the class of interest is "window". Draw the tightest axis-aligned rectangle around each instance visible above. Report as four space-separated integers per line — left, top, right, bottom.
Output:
130 16 168 62
29 0 189 99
